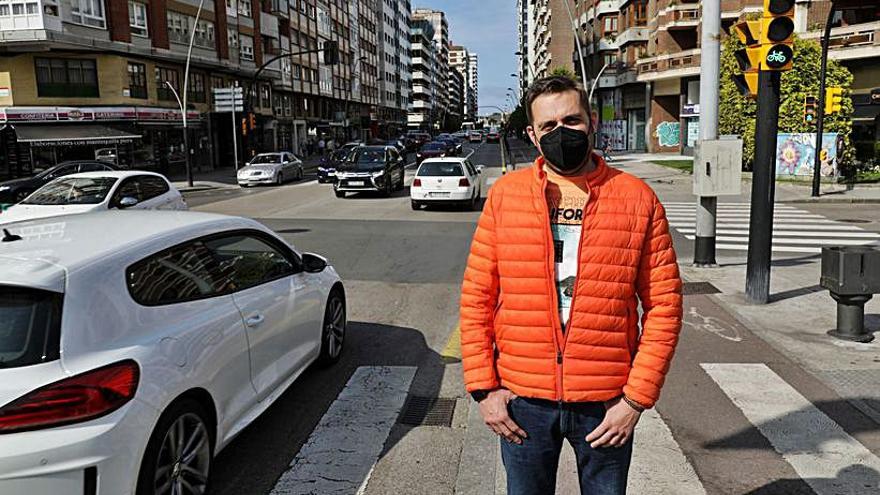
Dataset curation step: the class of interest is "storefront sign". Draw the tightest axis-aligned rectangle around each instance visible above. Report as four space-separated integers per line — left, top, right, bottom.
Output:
29 137 137 147
0 106 200 123
0 87 9 98
682 103 700 116
65 109 85 120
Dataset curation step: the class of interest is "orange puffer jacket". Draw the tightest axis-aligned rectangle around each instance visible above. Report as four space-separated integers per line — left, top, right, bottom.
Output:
460 155 682 408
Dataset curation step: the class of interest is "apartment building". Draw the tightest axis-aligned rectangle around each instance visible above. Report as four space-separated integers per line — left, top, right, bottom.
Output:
407 17 438 130
448 67 464 126
0 0 392 180
529 0 576 79
412 8 448 118
516 0 533 95
468 52 479 117
449 44 476 120
377 0 411 137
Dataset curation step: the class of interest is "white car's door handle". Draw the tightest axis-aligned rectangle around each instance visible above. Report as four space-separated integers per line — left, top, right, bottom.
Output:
245 314 265 328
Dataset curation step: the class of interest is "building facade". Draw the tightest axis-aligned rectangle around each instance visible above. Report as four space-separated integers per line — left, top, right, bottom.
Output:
468 52 479 117
0 0 399 180
407 17 438 130
376 0 411 137
449 44 476 121
412 8 449 124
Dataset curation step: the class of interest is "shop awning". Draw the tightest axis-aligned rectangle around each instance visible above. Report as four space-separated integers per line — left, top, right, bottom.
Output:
14 124 142 146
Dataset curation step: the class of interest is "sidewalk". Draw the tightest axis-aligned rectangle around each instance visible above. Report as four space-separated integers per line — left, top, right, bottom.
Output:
168 155 323 192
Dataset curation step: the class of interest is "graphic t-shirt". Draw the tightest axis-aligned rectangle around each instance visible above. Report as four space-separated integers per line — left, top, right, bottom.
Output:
545 170 590 330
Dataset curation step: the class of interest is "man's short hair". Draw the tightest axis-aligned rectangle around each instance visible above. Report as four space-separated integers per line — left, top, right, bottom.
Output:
525 76 591 125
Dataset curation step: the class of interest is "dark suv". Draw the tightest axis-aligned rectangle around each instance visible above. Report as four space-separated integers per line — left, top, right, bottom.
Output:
334 146 406 198
0 161 119 203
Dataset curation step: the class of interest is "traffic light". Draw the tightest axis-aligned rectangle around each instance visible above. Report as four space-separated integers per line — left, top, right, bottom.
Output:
760 0 795 71
732 21 762 98
825 87 843 114
241 117 248 136
248 112 256 130
804 96 817 124
322 40 339 65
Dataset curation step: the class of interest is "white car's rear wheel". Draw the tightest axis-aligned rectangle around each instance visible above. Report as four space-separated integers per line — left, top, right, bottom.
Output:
137 399 213 495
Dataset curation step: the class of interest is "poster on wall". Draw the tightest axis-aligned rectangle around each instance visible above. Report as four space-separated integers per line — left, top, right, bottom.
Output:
599 120 627 151
655 121 680 148
686 119 700 148
775 133 839 177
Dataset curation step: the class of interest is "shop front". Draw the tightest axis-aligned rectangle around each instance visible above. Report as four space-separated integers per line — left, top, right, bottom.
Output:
0 106 201 180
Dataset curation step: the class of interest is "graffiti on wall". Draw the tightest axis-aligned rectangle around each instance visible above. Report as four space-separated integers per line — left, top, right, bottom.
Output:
775 133 839 177
655 121 680 148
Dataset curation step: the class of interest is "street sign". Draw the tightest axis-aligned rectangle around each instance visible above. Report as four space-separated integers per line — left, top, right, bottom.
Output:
213 87 244 112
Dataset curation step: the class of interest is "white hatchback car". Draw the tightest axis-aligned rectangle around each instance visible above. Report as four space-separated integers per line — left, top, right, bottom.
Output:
411 157 484 211
0 211 346 495
0 171 186 225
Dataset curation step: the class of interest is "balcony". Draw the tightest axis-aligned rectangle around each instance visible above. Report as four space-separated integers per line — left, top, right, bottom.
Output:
665 7 700 30
802 21 880 61
0 4 62 38
588 35 619 55
269 0 289 17
596 65 639 88
636 48 701 81
617 26 649 46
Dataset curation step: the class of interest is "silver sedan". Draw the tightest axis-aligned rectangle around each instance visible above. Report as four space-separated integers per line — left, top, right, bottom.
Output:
237 152 304 187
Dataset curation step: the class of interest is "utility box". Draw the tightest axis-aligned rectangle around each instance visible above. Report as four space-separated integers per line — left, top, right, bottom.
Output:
820 246 880 295
693 139 743 196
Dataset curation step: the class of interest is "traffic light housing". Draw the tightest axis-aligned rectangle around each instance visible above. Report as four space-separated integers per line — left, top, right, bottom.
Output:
760 0 795 71
322 40 339 65
732 21 762 98
248 112 256 130
241 117 248 136
733 72 759 100
804 96 817 124
825 87 843 114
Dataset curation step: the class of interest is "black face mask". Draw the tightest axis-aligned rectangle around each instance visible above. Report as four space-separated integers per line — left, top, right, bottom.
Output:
539 126 592 175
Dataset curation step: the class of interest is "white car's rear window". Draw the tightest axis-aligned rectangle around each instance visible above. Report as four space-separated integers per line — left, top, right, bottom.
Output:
418 163 463 177
0 286 62 368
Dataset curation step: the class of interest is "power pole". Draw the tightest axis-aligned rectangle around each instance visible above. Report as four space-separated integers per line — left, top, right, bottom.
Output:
694 0 721 267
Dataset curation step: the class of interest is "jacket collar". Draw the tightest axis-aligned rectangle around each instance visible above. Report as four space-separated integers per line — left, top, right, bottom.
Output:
531 152 609 188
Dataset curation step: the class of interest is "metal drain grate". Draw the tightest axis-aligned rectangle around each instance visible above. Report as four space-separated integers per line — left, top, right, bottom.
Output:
398 396 456 427
682 281 722 295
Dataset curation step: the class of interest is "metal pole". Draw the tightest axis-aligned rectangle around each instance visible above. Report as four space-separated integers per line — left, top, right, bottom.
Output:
231 85 239 170
181 0 206 188
694 0 721 267
745 70 782 304
811 7 836 197
560 0 589 83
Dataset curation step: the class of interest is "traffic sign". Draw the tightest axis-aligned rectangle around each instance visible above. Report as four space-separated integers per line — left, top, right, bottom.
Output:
213 87 244 112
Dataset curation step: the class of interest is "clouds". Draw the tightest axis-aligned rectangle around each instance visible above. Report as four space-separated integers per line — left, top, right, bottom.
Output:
422 0 519 113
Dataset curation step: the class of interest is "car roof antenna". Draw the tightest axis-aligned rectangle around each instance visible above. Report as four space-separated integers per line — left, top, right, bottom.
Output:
2 229 23 242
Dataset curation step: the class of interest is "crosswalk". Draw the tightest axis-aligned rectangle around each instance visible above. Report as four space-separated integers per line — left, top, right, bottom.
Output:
663 202 880 254
269 364 880 495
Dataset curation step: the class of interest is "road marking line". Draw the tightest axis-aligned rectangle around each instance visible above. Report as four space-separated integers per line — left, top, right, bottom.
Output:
703 363 880 495
669 222 864 231
675 228 880 238
269 366 417 495
682 235 879 246
441 325 461 360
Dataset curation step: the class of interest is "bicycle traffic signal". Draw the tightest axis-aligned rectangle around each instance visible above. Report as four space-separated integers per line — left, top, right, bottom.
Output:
825 87 843 114
760 0 795 71
803 96 817 124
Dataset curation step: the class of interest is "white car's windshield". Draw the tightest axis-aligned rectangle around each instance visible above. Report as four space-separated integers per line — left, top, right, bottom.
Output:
250 154 282 164
22 177 118 205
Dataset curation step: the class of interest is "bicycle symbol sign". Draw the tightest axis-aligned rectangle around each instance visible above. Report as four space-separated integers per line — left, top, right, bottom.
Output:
767 51 787 63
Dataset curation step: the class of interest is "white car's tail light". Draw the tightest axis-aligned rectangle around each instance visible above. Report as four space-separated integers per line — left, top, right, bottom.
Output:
0 360 139 434
413 178 422 187
459 178 470 187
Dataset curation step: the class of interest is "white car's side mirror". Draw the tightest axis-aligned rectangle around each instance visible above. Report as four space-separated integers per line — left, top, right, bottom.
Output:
119 197 139 208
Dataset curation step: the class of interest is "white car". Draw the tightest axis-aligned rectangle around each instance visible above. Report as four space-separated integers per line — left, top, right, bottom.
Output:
237 152 303 187
0 211 346 495
410 157 484 211
0 171 186 225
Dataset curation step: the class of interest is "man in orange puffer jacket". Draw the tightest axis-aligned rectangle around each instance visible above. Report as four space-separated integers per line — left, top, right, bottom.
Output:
460 76 682 494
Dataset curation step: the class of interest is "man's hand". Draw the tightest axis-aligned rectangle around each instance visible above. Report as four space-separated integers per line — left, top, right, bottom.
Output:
478 389 527 444
585 396 641 448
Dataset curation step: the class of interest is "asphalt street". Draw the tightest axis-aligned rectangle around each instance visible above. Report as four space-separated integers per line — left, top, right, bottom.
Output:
185 141 880 495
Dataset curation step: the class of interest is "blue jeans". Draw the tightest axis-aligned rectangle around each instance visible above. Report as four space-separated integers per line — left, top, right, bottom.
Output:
500 397 633 495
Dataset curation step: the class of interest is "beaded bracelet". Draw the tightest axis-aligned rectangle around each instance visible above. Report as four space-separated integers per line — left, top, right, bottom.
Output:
622 395 646 413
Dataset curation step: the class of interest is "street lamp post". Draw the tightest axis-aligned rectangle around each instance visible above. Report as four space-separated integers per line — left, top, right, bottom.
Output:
560 0 589 83
179 0 206 188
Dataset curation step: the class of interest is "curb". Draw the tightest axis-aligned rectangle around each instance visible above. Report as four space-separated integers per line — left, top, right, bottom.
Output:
780 197 880 204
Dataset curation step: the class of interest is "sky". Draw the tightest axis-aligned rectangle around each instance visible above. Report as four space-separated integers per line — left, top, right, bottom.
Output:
416 1 519 116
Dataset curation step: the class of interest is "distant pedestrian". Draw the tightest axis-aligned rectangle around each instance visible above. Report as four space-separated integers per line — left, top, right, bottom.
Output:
327 138 336 153
461 76 682 495
602 134 612 162
318 138 326 157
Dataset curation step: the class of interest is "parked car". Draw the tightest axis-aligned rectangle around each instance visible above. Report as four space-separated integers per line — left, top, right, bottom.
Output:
0 161 119 204
237 152 303 187
0 210 346 495
0 171 187 225
319 148 358 183
468 130 483 143
416 142 450 164
334 145 406 198
94 148 118 165
411 157 483 211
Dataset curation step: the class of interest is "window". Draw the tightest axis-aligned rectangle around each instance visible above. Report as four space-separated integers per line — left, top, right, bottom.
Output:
226 0 237 17
128 1 148 37
603 16 618 35
127 242 234 306
260 83 271 108
195 19 215 48
35 58 99 97
203 234 299 290
238 0 251 17
167 10 187 44
227 27 239 49
0 286 62 369
127 62 147 99
139 176 171 200
70 0 105 28
240 34 254 61
155 66 179 101
188 72 206 103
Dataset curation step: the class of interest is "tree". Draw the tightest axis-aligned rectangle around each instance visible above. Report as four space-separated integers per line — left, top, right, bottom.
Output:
549 66 577 80
719 31 855 173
